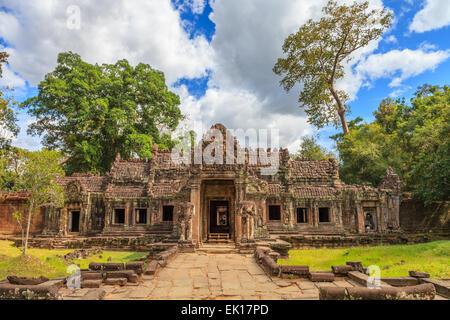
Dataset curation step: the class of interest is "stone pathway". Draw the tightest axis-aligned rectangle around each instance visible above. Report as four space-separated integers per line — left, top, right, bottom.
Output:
59 252 448 300
102 252 358 300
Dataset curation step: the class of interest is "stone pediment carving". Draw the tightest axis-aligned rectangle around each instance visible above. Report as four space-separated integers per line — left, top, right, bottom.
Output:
66 182 82 202
245 177 268 194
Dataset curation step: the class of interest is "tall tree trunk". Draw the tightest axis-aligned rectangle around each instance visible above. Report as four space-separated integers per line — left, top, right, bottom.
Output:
330 86 349 135
338 109 349 135
23 200 34 256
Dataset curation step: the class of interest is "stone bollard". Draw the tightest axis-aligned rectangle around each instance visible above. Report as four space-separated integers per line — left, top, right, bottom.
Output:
331 265 354 276
346 261 364 272
261 255 280 276
310 272 335 282
409 271 430 279
319 283 436 300
280 265 310 277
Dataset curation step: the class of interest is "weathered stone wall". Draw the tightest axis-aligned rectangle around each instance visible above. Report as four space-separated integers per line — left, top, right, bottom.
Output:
0 194 44 235
399 200 449 234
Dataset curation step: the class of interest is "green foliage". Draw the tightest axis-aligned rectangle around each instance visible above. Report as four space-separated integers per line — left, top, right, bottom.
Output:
22 52 183 174
0 147 26 190
334 85 449 203
0 50 8 78
0 51 19 149
0 240 147 280
14 149 66 208
274 1 392 134
13 149 66 255
292 135 335 160
278 241 450 279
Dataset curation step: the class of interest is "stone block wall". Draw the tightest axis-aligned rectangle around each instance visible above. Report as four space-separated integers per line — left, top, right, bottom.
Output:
399 200 449 234
0 194 44 235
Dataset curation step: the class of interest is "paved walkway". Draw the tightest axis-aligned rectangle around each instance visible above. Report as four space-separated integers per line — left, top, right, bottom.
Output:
60 252 448 300
101 252 359 300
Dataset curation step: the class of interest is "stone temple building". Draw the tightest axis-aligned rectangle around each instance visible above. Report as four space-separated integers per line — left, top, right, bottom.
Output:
40 124 402 246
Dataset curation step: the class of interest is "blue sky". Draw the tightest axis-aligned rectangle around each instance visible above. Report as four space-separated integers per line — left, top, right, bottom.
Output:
0 0 449 153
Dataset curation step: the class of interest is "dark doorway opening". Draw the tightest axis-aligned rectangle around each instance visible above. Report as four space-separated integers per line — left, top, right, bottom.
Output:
319 208 330 222
114 209 125 224
163 206 174 222
297 208 308 223
209 200 230 234
135 209 147 224
269 205 281 221
70 211 80 232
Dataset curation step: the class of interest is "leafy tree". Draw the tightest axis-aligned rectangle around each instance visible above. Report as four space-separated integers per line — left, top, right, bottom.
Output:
333 85 449 204
273 0 392 135
0 90 19 149
12 210 26 253
14 149 65 255
0 51 19 149
22 52 183 174
0 147 25 190
404 85 449 203
0 50 8 77
292 135 334 160
332 117 404 186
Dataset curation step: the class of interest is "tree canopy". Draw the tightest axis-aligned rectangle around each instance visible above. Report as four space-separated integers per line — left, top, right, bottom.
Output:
0 51 8 78
13 149 65 254
274 0 392 135
0 51 19 150
333 85 449 204
292 135 335 160
22 52 183 174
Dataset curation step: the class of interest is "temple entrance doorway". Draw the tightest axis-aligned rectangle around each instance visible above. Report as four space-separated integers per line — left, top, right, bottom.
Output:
209 200 230 240
70 211 80 233
200 180 236 243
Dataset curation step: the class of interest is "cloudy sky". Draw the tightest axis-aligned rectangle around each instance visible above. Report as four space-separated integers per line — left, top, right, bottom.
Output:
0 0 449 152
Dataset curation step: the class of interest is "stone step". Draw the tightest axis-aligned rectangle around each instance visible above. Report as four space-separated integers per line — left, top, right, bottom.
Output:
196 243 238 254
196 247 238 254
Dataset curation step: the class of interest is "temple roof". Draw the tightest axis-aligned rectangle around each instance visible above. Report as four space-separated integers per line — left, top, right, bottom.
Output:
52 124 400 198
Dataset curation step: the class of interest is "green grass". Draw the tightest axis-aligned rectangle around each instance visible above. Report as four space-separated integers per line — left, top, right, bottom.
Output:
278 240 450 279
0 240 147 281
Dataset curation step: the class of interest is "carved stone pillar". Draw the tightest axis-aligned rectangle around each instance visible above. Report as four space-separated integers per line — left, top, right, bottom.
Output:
355 201 364 233
58 207 67 236
189 180 201 244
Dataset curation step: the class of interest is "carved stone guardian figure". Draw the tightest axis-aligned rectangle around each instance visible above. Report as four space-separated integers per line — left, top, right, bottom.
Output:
177 202 194 241
238 201 257 242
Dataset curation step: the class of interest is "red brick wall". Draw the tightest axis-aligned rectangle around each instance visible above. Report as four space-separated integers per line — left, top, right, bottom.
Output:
0 196 44 235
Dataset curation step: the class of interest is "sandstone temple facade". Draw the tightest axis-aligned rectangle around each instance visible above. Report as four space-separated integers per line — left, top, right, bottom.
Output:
39 124 402 246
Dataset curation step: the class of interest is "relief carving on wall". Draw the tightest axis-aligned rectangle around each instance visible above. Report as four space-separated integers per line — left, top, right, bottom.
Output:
245 178 268 195
66 182 81 202
238 201 257 241
177 202 194 241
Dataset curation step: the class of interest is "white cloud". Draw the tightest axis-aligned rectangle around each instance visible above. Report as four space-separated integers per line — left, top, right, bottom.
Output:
356 48 450 88
2 0 448 154
188 0 387 150
385 35 398 43
410 0 450 33
174 0 207 15
0 0 213 86
191 0 207 14
0 66 26 88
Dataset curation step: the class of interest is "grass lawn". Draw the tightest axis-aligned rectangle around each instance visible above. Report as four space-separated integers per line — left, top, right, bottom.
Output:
278 240 450 279
0 240 147 281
